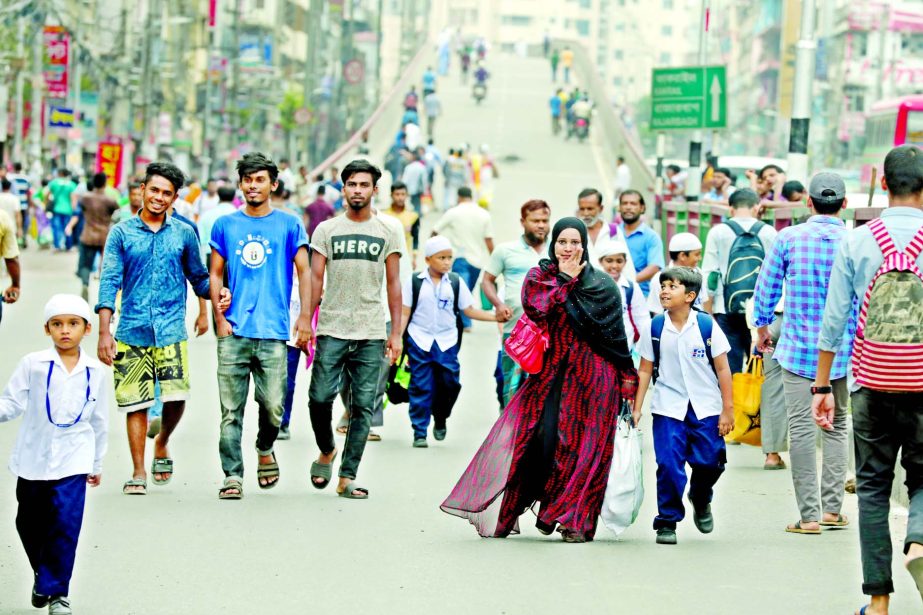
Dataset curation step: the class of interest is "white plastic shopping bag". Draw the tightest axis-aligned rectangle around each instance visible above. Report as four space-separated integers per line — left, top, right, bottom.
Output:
601 412 644 536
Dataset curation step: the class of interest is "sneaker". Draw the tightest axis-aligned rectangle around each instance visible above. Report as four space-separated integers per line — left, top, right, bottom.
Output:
31 575 49 608
655 528 677 545
276 426 291 441
49 596 72 614
689 498 714 534
146 417 162 439
412 438 428 448
433 425 447 441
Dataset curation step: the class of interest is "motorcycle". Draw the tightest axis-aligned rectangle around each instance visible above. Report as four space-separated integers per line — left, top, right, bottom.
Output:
472 83 487 104
574 117 589 142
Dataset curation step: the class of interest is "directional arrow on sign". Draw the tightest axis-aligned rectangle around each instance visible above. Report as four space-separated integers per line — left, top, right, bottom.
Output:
710 75 722 123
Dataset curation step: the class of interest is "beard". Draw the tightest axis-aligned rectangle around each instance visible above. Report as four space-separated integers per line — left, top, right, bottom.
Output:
348 198 370 210
580 215 601 229
524 230 546 245
620 212 640 224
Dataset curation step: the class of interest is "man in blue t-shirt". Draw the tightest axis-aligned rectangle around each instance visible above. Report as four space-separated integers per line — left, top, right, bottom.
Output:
209 152 311 500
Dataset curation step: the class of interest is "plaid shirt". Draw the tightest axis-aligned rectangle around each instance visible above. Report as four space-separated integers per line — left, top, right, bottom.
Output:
753 215 856 380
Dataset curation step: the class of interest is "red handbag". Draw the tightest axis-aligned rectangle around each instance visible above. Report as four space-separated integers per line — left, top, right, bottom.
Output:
504 314 549 374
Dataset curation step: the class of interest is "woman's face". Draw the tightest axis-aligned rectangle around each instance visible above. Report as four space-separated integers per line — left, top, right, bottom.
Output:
554 227 583 261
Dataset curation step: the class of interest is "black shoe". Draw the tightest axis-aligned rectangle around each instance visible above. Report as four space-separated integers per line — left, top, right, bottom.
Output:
31 575 49 608
412 438 428 448
690 499 714 534
276 426 291 441
656 528 677 545
433 424 447 441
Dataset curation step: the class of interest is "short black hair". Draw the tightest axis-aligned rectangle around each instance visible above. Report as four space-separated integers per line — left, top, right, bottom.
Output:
883 145 923 197
659 266 702 301
57 168 70 177
577 187 603 206
729 188 759 209
316 184 326 196
391 181 408 193
619 189 645 206
237 152 279 183
812 190 844 215
458 186 473 199
759 164 784 179
144 161 185 192
781 180 805 201
92 173 108 189
217 186 236 202
714 167 732 177
666 164 681 174
273 179 286 197
0 178 10 190
128 181 142 191
12 162 22 172
340 159 382 185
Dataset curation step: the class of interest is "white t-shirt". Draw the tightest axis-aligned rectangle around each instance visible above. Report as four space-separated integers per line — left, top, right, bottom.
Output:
614 163 632 196
194 193 220 218
700 217 778 314
402 270 473 352
433 201 494 269
637 311 731 420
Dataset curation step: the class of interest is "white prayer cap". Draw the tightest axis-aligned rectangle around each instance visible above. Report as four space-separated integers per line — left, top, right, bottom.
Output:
597 239 629 260
425 236 454 257
668 232 702 253
44 294 93 323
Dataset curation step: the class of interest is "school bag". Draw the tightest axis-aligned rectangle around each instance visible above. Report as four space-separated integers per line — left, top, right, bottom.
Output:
722 219 767 314
650 311 716 383
623 282 640 342
852 218 923 392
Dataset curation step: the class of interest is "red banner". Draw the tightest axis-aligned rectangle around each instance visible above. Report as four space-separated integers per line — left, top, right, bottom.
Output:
96 141 123 189
43 26 69 99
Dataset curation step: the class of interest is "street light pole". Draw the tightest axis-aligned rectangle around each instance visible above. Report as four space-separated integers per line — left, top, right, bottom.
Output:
303 0 323 166
13 16 25 162
687 0 709 201
786 0 816 183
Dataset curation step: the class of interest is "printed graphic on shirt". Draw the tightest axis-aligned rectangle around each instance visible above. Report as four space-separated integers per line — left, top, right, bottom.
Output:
330 234 386 262
691 347 707 359
236 234 273 269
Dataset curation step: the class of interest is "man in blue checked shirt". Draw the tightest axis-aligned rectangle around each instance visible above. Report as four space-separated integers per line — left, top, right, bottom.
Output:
753 172 856 536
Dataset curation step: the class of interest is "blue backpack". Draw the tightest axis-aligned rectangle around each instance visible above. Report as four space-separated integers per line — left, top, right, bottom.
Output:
722 219 767 314
651 311 716 383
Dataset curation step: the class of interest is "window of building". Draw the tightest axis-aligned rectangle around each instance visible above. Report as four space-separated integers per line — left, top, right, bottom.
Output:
661 25 672 36
615 23 625 32
663 0 673 7
501 15 533 26
614 49 623 60
614 76 623 86
575 19 591 36
578 0 592 7
660 52 671 64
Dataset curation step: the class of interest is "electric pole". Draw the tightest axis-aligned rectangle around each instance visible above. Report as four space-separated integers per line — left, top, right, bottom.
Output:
786 0 817 183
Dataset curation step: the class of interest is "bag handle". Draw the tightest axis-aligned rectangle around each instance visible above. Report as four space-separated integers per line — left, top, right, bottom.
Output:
746 355 762 376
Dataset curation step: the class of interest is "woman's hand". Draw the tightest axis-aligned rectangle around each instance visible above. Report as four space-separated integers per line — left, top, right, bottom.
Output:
559 247 586 278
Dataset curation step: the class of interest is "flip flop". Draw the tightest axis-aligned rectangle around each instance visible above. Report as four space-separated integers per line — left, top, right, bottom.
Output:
122 478 147 495
257 454 280 490
310 450 338 490
218 476 243 500
337 481 369 499
763 460 787 470
907 557 923 603
785 521 821 535
856 606 868 615
367 431 382 442
151 457 173 485
819 514 849 527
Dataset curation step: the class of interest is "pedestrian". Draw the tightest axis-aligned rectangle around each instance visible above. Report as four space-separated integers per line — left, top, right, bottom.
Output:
401 149 429 214
326 167 344 210
814 145 923 612
422 66 436 96
442 218 638 541
781 180 807 203
647 232 704 314
45 169 78 252
196 185 237 268
432 186 494 331
402 236 497 447
0 294 108 615
576 187 636 276
404 85 419 111
703 167 736 202
550 48 560 81
597 240 650 350
8 162 32 249
613 156 632 202
634 267 735 545
482 200 551 407
617 190 664 297
561 46 574 84
111 181 142 225
381 181 420 268
423 90 442 139
192 178 219 219
303 184 335 238
306 159 404 499
549 88 563 135
753 172 853 532
442 150 470 209
96 162 220 496
208 153 311 498
0 178 23 245
701 188 777 373
65 173 118 301
0 208 21 325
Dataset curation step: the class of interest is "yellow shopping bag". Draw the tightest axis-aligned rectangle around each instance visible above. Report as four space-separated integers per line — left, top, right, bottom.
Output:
725 356 763 446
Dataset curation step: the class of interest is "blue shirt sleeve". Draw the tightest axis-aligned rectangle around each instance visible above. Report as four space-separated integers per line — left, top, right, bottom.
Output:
752 232 786 327
290 216 310 259
646 229 665 268
209 216 228 258
95 226 124 313
818 238 857 353
181 226 211 299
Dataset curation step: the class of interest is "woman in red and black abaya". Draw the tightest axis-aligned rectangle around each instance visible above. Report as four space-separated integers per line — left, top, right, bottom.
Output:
441 217 638 542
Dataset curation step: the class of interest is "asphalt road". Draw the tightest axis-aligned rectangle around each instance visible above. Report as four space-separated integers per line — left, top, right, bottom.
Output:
0 51 919 615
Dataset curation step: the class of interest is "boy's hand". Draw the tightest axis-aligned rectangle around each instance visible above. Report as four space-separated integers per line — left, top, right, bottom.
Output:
194 313 208 337
87 474 101 487
215 319 234 338
293 314 314 350
385 333 403 365
631 408 642 428
812 392 835 431
718 408 734 437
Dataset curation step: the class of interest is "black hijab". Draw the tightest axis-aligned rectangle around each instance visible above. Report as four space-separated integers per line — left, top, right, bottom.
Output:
540 217 633 369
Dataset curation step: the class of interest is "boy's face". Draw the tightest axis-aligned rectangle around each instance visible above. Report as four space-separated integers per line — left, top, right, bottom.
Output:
426 250 453 274
45 315 90 351
676 249 702 269
660 279 696 311
600 253 626 280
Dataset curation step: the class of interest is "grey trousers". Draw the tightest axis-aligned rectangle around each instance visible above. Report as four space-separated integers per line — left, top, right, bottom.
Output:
760 317 788 454
781 368 849 522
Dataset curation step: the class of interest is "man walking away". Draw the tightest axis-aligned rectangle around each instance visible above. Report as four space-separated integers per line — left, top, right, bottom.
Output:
67 173 118 301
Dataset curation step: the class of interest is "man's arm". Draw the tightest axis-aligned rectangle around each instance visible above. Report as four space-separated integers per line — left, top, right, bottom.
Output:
481 272 512 322
635 264 660 284
384 252 403 365
292 246 313 349
2 257 20 303
752 236 786 352
182 229 211 299
485 237 494 254
96 230 124 364
307 250 326 324
209 251 232 337
714 353 735 436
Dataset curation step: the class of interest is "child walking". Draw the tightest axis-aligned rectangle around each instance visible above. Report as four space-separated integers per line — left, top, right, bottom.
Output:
597 240 650 350
633 267 734 545
401 236 496 447
0 294 109 614
648 232 703 314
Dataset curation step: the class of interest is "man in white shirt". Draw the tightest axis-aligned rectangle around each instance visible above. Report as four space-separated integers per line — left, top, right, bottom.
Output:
193 179 220 218
401 150 429 215
277 159 296 196
613 156 632 201
432 186 494 330
576 187 636 277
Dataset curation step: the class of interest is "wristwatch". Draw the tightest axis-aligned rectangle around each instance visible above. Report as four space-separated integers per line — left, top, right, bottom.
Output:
810 385 832 395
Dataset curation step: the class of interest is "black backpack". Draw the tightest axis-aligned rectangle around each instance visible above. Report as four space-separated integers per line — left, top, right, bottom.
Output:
723 220 767 314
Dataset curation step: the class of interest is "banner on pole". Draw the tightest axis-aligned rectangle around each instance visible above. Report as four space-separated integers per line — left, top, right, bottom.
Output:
43 26 70 99
96 141 123 188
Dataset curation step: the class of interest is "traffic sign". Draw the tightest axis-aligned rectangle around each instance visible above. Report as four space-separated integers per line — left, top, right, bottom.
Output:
343 59 365 85
48 106 75 129
650 66 727 130
294 107 313 125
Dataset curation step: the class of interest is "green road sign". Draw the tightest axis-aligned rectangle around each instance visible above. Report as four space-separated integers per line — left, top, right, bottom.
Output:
650 66 727 130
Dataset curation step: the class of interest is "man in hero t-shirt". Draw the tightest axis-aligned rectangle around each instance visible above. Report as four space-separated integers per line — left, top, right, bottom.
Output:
307 159 403 500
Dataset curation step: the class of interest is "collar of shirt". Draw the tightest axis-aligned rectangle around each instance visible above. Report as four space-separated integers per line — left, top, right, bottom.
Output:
37 347 94 374
619 221 652 239
879 206 923 222
662 311 697 335
806 214 845 227
129 213 174 233
519 235 547 253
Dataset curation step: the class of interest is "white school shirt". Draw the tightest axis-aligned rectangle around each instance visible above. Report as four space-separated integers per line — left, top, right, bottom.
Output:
402 270 474 352
0 348 109 480
617 276 651 351
637 312 731 421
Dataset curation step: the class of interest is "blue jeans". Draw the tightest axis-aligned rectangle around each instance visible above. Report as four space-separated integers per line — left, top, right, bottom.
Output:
16 474 86 597
50 212 72 251
308 336 385 479
216 335 288 478
407 337 461 439
451 257 481 328
282 345 303 430
652 406 727 530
